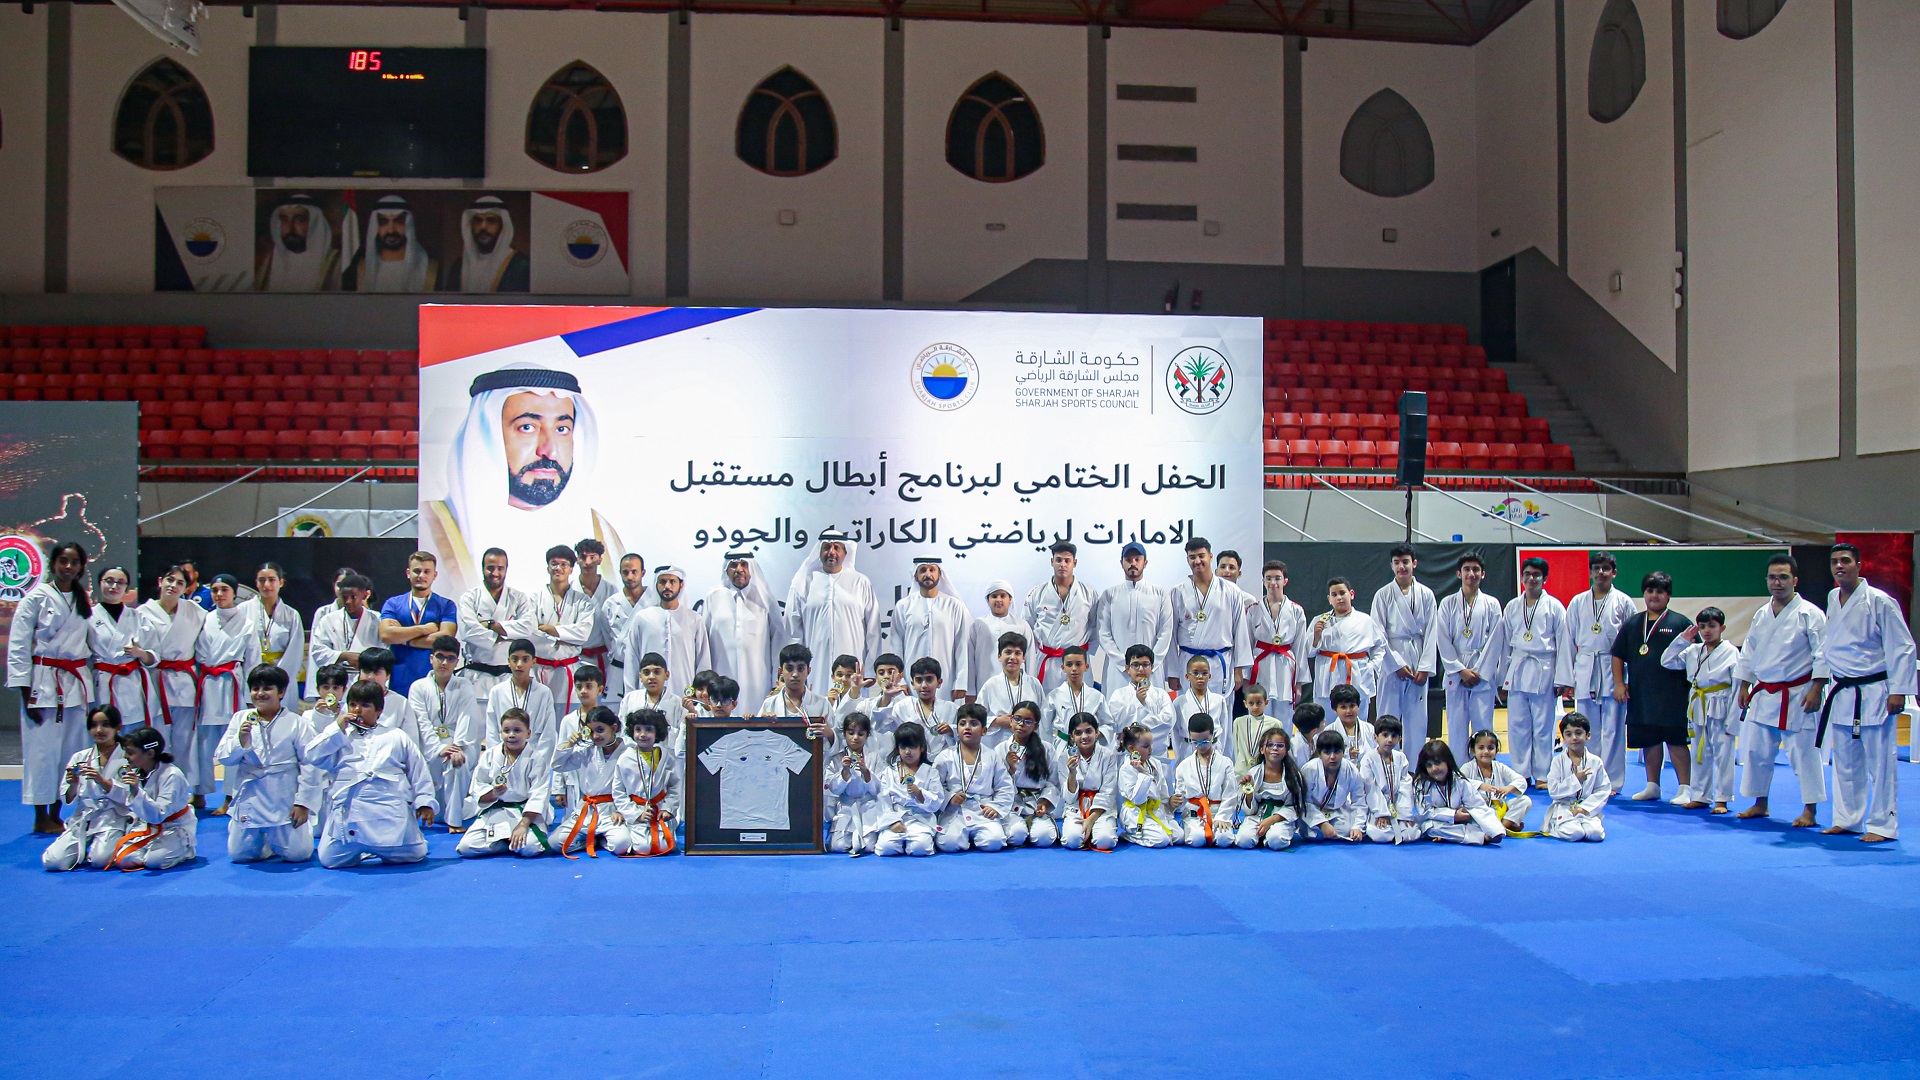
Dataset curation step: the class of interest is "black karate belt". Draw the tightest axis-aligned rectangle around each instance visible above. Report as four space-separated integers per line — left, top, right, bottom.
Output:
1817 670 1888 747
466 662 510 678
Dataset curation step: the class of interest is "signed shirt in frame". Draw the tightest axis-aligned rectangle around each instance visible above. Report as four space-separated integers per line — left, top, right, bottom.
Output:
698 729 813 829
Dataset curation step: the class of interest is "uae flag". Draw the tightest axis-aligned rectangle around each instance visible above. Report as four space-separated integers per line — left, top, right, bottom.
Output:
1517 546 1788 645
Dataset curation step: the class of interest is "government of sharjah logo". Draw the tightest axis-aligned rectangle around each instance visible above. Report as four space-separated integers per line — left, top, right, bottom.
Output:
0 535 46 603
182 217 225 263
912 343 979 411
562 220 608 268
1165 346 1233 416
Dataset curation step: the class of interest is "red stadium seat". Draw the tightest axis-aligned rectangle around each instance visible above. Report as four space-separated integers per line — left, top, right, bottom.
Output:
1287 439 1317 467
292 402 328 431
271 429 307 460
1319 441 1351 469
144 429 181 458
1462 442 1492 470
306 429 340 457
176 430 213 459
1491 443 1521 471
210 430 246 457
336 430 371 460
371 430 408 460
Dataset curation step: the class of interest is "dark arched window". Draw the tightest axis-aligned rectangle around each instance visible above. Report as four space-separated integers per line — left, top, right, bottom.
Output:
946 73 1044 183
1588 0 1646 124
1339 88 1434 198
526 61 627 173
113 58 214 170
1719 0 1787 39
736 67 836 177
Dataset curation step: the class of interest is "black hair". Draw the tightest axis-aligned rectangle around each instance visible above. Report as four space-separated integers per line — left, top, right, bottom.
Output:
358 647 396 675
88 703 123 728
955 701 989 726
246 663 290 693
1521 556 1550 580
1012 704 1051 783
1067 711 1102 738
1292 701 1325 732
345 680 386 710
832 654 859 673
909 656 943 680
841 711 872 736
574 664 604 686
1121 721 1155 752
1412 739 1459 797
338 573 373 594
1389 543 1416 561
1217 549 1241 565
1327 575 1351 592
1187 712 1215 735
574 538 606 557
1456 553 1486 572
500 706 532 733
1768 553 1799 576
47 541 92 619
1049 540 1077 557
1588 550 1617 571
256 561 287 581
1641 571 1673 593
1242 682 1269 701
1124 643 1154 664
124 724 171 764
1328 683 1361 708
997 631 1028 655
1184 537 1210 555
625 707 669 743
637 652 667 671
1375 714 1402 738
431 634 460 654
1263 559 1287 575
690 670 716 694
778 643 812 667
1696 606 1726 626
544 544 577 566
1314 728 1346 756
1184 652 1213 675
315 662 352 689
1559 711 1592 735
1253 724 1309 811
1470 729 1501 752
481 547 509 564
889 722 929 766
709 675 739 704
509 638 538 659
874 652 905 672
1062 644 1088 661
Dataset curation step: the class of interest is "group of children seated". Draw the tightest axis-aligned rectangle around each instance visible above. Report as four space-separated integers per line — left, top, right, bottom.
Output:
41 628 1612 872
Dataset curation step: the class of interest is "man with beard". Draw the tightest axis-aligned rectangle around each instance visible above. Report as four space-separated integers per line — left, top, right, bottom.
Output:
704 552 778 710
456 547 536 697
621 566 709 701
598 553 656 699
884 557 972 701
1093 542 1172 694
344 194 439 292
448 195 530 293
787 532 880 697
423 366 627 597
255 194 340 291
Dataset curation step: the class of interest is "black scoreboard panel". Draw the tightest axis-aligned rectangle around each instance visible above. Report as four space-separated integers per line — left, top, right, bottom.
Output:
248 47 487 178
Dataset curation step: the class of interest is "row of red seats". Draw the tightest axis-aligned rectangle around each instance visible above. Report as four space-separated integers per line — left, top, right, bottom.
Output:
1266 416 1551 441
1264 440 1574 471
2 347 417 375
8 374 415 404
143 428 416 460
1261 341 1487 367
1264 364 1507 391
1264 388 1527 416
140 400 417 431
1263 319 1469 345
3 325 207 348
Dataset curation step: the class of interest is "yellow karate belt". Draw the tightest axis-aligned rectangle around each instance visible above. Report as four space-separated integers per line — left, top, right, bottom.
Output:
1124 797 1174 841
1689 681 1732 767
1490 793 1544 838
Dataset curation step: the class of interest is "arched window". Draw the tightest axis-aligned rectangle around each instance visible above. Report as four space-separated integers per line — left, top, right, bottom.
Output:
736 67 836 177
1338 88 1434 198
946 73 1045 183
112 58 214 170
1719 0 1787 39
1587 0 1646 124
525 61 627 173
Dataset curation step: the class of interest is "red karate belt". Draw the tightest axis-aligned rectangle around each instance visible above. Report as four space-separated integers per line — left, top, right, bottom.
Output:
108 805 190 871
197 660 243 716
1188 795 1218 843
1318 651 1368 689
561 792 615 859
1035 642 1090 685
30 655 89 721
1073 789 1111 852
1253 641 1293 674
536 655 581 708
619 792 677 857
1754 671 1814 730
154 658 201 720
580 646 609 673
93 659 156 727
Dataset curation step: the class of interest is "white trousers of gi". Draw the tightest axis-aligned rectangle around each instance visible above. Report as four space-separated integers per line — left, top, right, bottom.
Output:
1060 813 1117 851
22 708 91 805
1693 714 1740 804
229 822 316 863
1443 677 1499 765
113 828 196 869
1505 691 1558 782
1004 813 1059 848
874 821 936 856
1545 806 1605 841
42 812 128 871
1828 693 1898 838
321 834 428 868
1570 694 1627 792
1182 812 1238 847
1365 818 1425 844
936 811 1007 853
1740 723 1827 804
157 708 198 788
1376 670 1431 743
1233 812 1296 849
192 723 226 797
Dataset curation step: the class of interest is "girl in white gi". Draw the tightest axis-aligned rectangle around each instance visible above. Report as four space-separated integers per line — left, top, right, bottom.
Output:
1663 610 1740 813
216 664 315 863
1402 740 1505 844
976 633 1044 752
1060 713 1119 851
1106 645 1174 754
486 640 560 755
44 705 132 871
195 575 255 812
408 636 480 831
886 656 956 759
1463 731 1532 833
1001 702 1059 847
305 681 438 868
89 567 153 732
1173 713 1238 846
828 712 880 855
549 705 625 858
135 565 207 796
6 541 96 832
1303 728 1370 842
1544 713 1610 841
105 725 196 871
873 722 944 856
1303 577 1387 722
934 703 1014 852
1042 647 1106 744
613 708 680 857
238 561 304 696
1172 655 1232 764
1235 725 1309 850
459 707 553 858
1362 716 1421 844
1116 722 1175 848
1500 557 1571 787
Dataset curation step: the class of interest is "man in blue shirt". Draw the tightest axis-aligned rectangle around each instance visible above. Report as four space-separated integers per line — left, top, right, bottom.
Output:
379 550 459 695
179 558 215 611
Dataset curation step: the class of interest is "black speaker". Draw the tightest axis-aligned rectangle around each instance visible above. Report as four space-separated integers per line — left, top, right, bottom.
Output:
1396 390 1428 487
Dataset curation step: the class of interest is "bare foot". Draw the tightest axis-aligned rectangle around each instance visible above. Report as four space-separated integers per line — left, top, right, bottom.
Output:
446 826 466 835
1711 803 1729 815
1736 805 1769 819
208 804 229 818
1821 825 1852 835
1683 800 1710 810
1862 833 1896 844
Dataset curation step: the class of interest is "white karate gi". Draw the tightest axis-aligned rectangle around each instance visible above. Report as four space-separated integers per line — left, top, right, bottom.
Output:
408 673 482 828
107 761 196 870
1362 747 1423 843
236 596 304 695
528 584 595 712
1173 749 1239 846
1735 595 1829 806
485 678 560 755
1059 745 1120 850
1561 587 1639 791
455 583 535 694
1663 638 1740 805
1498 592 1569 782
1116 754 1176 847
787 556 881 698
1818 581 1916 838
1023 578 1098 692
933 745 1014 852
1235 768 1303 849
573 574 619 695
1399 774 1505 844
1302 757 1370 840
136 598 206 789
42 745 133 871
193 605 255 797
1167 577 1253 689
703 572 779 710
1106 681 1176 757
827 746 882 853
1171 689 1231 764
1462 757 1533 827
89 602 153 728
1369 580 1440 743
305 721 437 867
1094 580 1173 694
458 743 554 857
217 707 316 863
549 734 628 856
886 587 973 697
7 583 94 803
968 611 1035 699
883 696 957 760
1247 595 1308 705
611 744 681 856
309 605 380 676
871 762 944 856
976 670 1046 753
1045 680 1112 745
1544 750 1610 841
598 590 650 700
1002 738 1062 847
1302 610 1388 721
1436 590 1508 762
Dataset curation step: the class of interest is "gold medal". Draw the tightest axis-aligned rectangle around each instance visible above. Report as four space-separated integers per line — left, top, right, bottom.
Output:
1196 610 1207 623
1592 623 1601 633
435 724 451 739
1059 613 1071 626
1638 643 1649 656
1522 630 1533 642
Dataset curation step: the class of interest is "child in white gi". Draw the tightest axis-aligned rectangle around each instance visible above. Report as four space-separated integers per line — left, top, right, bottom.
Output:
873 722 944 856
408 636 480 831
1545 712 1610 841
1289 702 1325 764
828 712 880 855
487 640 561 757
1117 722 1175 848
1303 728 1370 841
1362 716 1421 844
1173 713 1238 846
550 705 626 858
551 664 609 825
217 664 315 863
612 708 679 857
1327 684 1377 772
934 703 1014 852
1402 739 1505 844
1303 577 1387 721
460 707 553 858
43 705 132 871
621 651 688 761
1236 724 1309 850
760 643 827 723
1172 655 1232 764
1463 730 1532 834
1106 645 1174 754
1664 610 1740 813
105 724 196 870
1501 557 1571 786
1059 713 1119 851
305 681 438 868
1042 646 1107 744
978 632 1044 752
1232 683 1277 773
886 656 957 760
1001 703 1060 847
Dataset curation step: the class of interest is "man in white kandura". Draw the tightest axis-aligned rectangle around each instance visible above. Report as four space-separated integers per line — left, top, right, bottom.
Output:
255 194 340 291
623 565 710 701
1561 550 1637 793
885 557 971 701
1024 541 1097 693
1369 544 1439 743
1814 543 1915 843
786 531 879 697
1248 560 1307 708
1094 541 1172 696
1435 553 1506 762
703 552 778 711
1168 537 1251 694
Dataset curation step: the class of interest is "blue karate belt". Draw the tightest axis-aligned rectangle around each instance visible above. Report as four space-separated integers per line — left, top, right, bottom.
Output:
1180 645 1230 674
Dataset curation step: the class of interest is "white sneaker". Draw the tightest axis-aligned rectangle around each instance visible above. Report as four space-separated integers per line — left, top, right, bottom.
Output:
1630 783 1662 801
1668 785 1693 806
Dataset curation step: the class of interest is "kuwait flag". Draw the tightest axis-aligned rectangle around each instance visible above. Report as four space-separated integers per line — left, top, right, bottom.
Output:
1518 546 1787 646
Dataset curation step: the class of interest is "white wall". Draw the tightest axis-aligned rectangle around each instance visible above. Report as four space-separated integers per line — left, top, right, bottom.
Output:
1474 0 1558 269
486 10 667 299
903 21 1086 303
1686 0 1838 471
0 9 46 292
1565 0 1676 368
1302 38 1477 271
690 14 882 303
1852 0 1920 457
1107 28 1283 266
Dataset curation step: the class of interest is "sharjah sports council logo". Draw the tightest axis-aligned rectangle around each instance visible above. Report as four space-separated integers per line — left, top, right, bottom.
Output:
182 217 225 263
562 220 608 268
911 343 979 411
284 514 334 538
1165 346 1233 415
0 534 45 602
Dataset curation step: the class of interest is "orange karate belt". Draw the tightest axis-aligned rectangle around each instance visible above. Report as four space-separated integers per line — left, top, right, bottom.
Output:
561 793 616 859
1753 671 1814 730
31 655 89 721
108 806 190 871
1188 795 1219 843
93 659 156 727
619 792 677 857
1073 789 1111 852
1318 650 1369 689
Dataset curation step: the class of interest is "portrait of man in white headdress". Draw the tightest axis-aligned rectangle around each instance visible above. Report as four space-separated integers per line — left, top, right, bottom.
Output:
345 194 440 293
423 364 626 597
254 194 340 291
448 195 531 293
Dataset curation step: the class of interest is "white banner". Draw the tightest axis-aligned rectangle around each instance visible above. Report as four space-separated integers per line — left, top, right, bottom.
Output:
277 507 416 538
417 307 1263 610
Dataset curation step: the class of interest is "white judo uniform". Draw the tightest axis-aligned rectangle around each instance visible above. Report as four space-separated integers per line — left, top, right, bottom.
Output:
216 707 316 863
42 744 133 871
408 673 482 828
193 605 255 797
1663 638 1740 805
1436 590 1507 762
455 583 535 694
1818 580 1916 838
1247 594 1308 706
1362 747 1422 844
1002 739 1062 847
308 604 380 677
484 678 560 754
1024 578 1098 692
871 762 944 856
1561 587 1639 792
1171 688 1232 765
597 588 652 701
1235 767 1305 850
1302 610 1387 722
1173 748 1239 846
1116 754 1176 848
976 669 1047 752
1059 745 1120 850
7 582 94 804
1544 749 1610 841
1302 756 1371 840
528 584 595 712
1045 680 1112 746
1462 757 1532 828
89 602 153 729
827 746 882 854
1095 579 1173 696
1498 592 1569 782
106 761 196 870
611 744 681 857
1369 580 1440 743
458 743 554 858
1167 577 1252 691
236 595 304 695
548 734 628 857
1734 595 1829 807
933 745 1014 852
883 695 958 761
305 721 437 867
1107 681 1177 757
1399 774 1505 844
136 597 207 788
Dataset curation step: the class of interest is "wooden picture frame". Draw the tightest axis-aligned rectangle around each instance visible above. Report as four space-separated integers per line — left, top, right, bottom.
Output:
683 719 826 855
